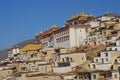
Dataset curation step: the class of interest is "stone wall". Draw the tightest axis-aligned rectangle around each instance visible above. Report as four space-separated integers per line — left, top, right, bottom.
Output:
15 75 62 80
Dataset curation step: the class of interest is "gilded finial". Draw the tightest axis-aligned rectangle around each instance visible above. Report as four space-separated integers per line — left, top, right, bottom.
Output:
51 24 58 30
90 13 93 17
71 11 87 19
79 10 86 16
106 11 109 14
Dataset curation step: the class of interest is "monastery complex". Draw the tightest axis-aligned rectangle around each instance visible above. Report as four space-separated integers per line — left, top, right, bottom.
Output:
0 11 120 80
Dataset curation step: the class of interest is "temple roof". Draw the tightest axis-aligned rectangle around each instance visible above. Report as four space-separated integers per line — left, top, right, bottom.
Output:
66 11 95 22
71 11 87 19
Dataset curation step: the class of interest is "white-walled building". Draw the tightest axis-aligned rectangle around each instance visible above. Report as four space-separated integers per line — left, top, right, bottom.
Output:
35 25 59 48
85 13 119 28
90 40 120 70
91 70 119 80
53 52 87 73
90 51 119 70
8 48 19 58
36 24 90 48
35 12 94 48
54 24 90 48
107 40 120 51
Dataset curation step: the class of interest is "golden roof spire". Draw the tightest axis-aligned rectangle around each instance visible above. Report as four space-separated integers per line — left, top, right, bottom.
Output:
50 24 59 30
79 10 86 16
106 11 109 14
71 11 87 19
89 13 93 17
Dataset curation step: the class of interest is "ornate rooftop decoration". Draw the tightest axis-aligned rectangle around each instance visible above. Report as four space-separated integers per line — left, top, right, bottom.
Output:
89 13 93 17
106 11 109 14
50 24 59 30
71 11 87 19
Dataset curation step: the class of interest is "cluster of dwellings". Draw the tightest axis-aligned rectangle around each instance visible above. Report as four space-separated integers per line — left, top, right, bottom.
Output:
0 46 87 80
0 12 120 80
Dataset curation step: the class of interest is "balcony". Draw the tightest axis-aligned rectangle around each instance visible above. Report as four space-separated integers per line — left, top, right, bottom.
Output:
57 62 70 67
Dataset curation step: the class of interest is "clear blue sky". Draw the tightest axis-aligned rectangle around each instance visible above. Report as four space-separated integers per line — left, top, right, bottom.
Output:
0 0 120 50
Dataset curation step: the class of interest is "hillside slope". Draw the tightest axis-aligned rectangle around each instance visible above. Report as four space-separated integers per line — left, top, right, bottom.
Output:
0 49 9 60
0 39 36 60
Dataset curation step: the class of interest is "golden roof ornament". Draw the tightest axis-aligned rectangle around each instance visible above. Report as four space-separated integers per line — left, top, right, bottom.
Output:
79 11 86 16
78 17 81 20
90 13 93 17
51 24 59 30
71 11 86 19
106 11 109 14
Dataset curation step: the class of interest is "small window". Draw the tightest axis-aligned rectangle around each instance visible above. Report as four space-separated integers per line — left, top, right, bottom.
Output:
115 48 117 51
105 53 108 57
70 58 73 61
70 23 72 25
109 48 112 51
99 41 100 43
114 74 117 78
96 59 98 62
62 58 64 62
74 21 77 25
93 75 96 79
115 59 117 63
8 71 10 74
104 32 106 36
116 20 119 22
106 58 108 62
93 64 96 69
66 57 69 62
82 57 84 60
88 64 90 68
